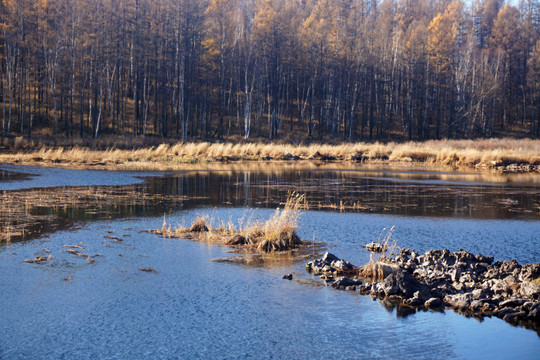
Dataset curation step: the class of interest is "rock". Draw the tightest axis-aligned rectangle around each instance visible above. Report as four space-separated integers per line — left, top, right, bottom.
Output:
380 273 398 296
472 289 484 300
520 264 540 282
282 274 293 280
459 273 473 284
364 242 387 253
310 151 336 161
396 271 418 298
475 254 494 265
491 279 511 295
444 294 471 310
494 307 515 317
499 298 526 308
469 300 483 311
425 297 442 309
358 283 372 294
322 252 339 263
281 153 300 160
451 268 462 283
305 247 540 329
503 311 527 323
331 259 354 272
500 259 521 275
529 304 540 320
332 277 362 288
406 297 423 307
358 263 397 280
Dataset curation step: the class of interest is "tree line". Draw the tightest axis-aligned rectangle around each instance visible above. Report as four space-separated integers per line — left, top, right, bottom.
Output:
1 0 539 142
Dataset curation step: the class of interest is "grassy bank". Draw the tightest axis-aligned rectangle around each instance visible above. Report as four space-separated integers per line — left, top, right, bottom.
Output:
0 138 539 172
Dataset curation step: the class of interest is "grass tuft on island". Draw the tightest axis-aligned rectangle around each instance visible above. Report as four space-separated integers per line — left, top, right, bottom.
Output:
0 138 539 172
148 193 309 253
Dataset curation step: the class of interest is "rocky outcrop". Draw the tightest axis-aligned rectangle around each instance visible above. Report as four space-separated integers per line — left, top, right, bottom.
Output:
306 252 357 276
306 249 540 332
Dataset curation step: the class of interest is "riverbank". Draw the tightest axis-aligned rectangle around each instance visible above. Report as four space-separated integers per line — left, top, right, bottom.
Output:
0 138 539 173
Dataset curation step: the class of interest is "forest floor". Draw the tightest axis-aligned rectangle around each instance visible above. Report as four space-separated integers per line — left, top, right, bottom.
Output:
0 136 539 173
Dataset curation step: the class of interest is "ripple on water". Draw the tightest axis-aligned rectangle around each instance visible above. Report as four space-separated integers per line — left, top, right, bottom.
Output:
1 212 539 359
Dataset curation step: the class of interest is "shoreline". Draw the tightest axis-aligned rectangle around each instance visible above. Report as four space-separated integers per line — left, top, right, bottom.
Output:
0 138 539 173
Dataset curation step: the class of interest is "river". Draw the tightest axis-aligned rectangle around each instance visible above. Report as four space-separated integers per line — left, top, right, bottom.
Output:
0 163 538 359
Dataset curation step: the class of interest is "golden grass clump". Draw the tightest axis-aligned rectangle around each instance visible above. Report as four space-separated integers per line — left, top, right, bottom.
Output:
0 138 538 172
152 193 306 253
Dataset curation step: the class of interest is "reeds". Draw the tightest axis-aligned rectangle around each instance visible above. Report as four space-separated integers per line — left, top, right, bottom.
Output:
152 193 307 253
358 226 400 279
364 225 399 262
0 138 538 171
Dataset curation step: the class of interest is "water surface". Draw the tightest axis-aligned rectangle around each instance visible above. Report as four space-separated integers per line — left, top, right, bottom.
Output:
0 164 539 359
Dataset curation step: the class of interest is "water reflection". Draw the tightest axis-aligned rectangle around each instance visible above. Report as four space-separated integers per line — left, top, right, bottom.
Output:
1 165 539 243
142 168 540 219
0 169 32 183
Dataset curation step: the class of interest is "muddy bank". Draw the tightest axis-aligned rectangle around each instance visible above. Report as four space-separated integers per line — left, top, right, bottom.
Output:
307 249 540 333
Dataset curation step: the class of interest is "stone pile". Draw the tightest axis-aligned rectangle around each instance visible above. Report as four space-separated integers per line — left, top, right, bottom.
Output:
306 249 540 331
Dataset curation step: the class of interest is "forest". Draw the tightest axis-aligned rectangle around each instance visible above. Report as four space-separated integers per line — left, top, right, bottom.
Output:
0 0 539 142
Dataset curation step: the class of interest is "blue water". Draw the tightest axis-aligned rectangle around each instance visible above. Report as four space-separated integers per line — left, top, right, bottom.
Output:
1 209 539 359
0 165 539 359
0 164 164 190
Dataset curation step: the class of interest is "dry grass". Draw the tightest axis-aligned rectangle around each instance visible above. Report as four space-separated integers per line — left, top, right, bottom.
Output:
358 226 401 279
0 138 538 172
0 185 190 243
151 193 307 253
365 226 400 264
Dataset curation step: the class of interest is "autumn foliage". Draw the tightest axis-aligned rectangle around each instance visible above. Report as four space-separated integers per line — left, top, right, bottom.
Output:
0 0 539 142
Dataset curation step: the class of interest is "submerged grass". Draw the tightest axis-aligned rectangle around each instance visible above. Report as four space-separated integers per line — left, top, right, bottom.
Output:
151 193 307 253
0 138 539 172
0 185 191 243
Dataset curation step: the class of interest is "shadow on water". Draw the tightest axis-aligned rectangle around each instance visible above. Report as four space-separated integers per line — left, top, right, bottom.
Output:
1 164 539 243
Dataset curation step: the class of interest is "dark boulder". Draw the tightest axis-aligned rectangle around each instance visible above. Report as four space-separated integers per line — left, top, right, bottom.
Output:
425 297 442 309
332 277 362 288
